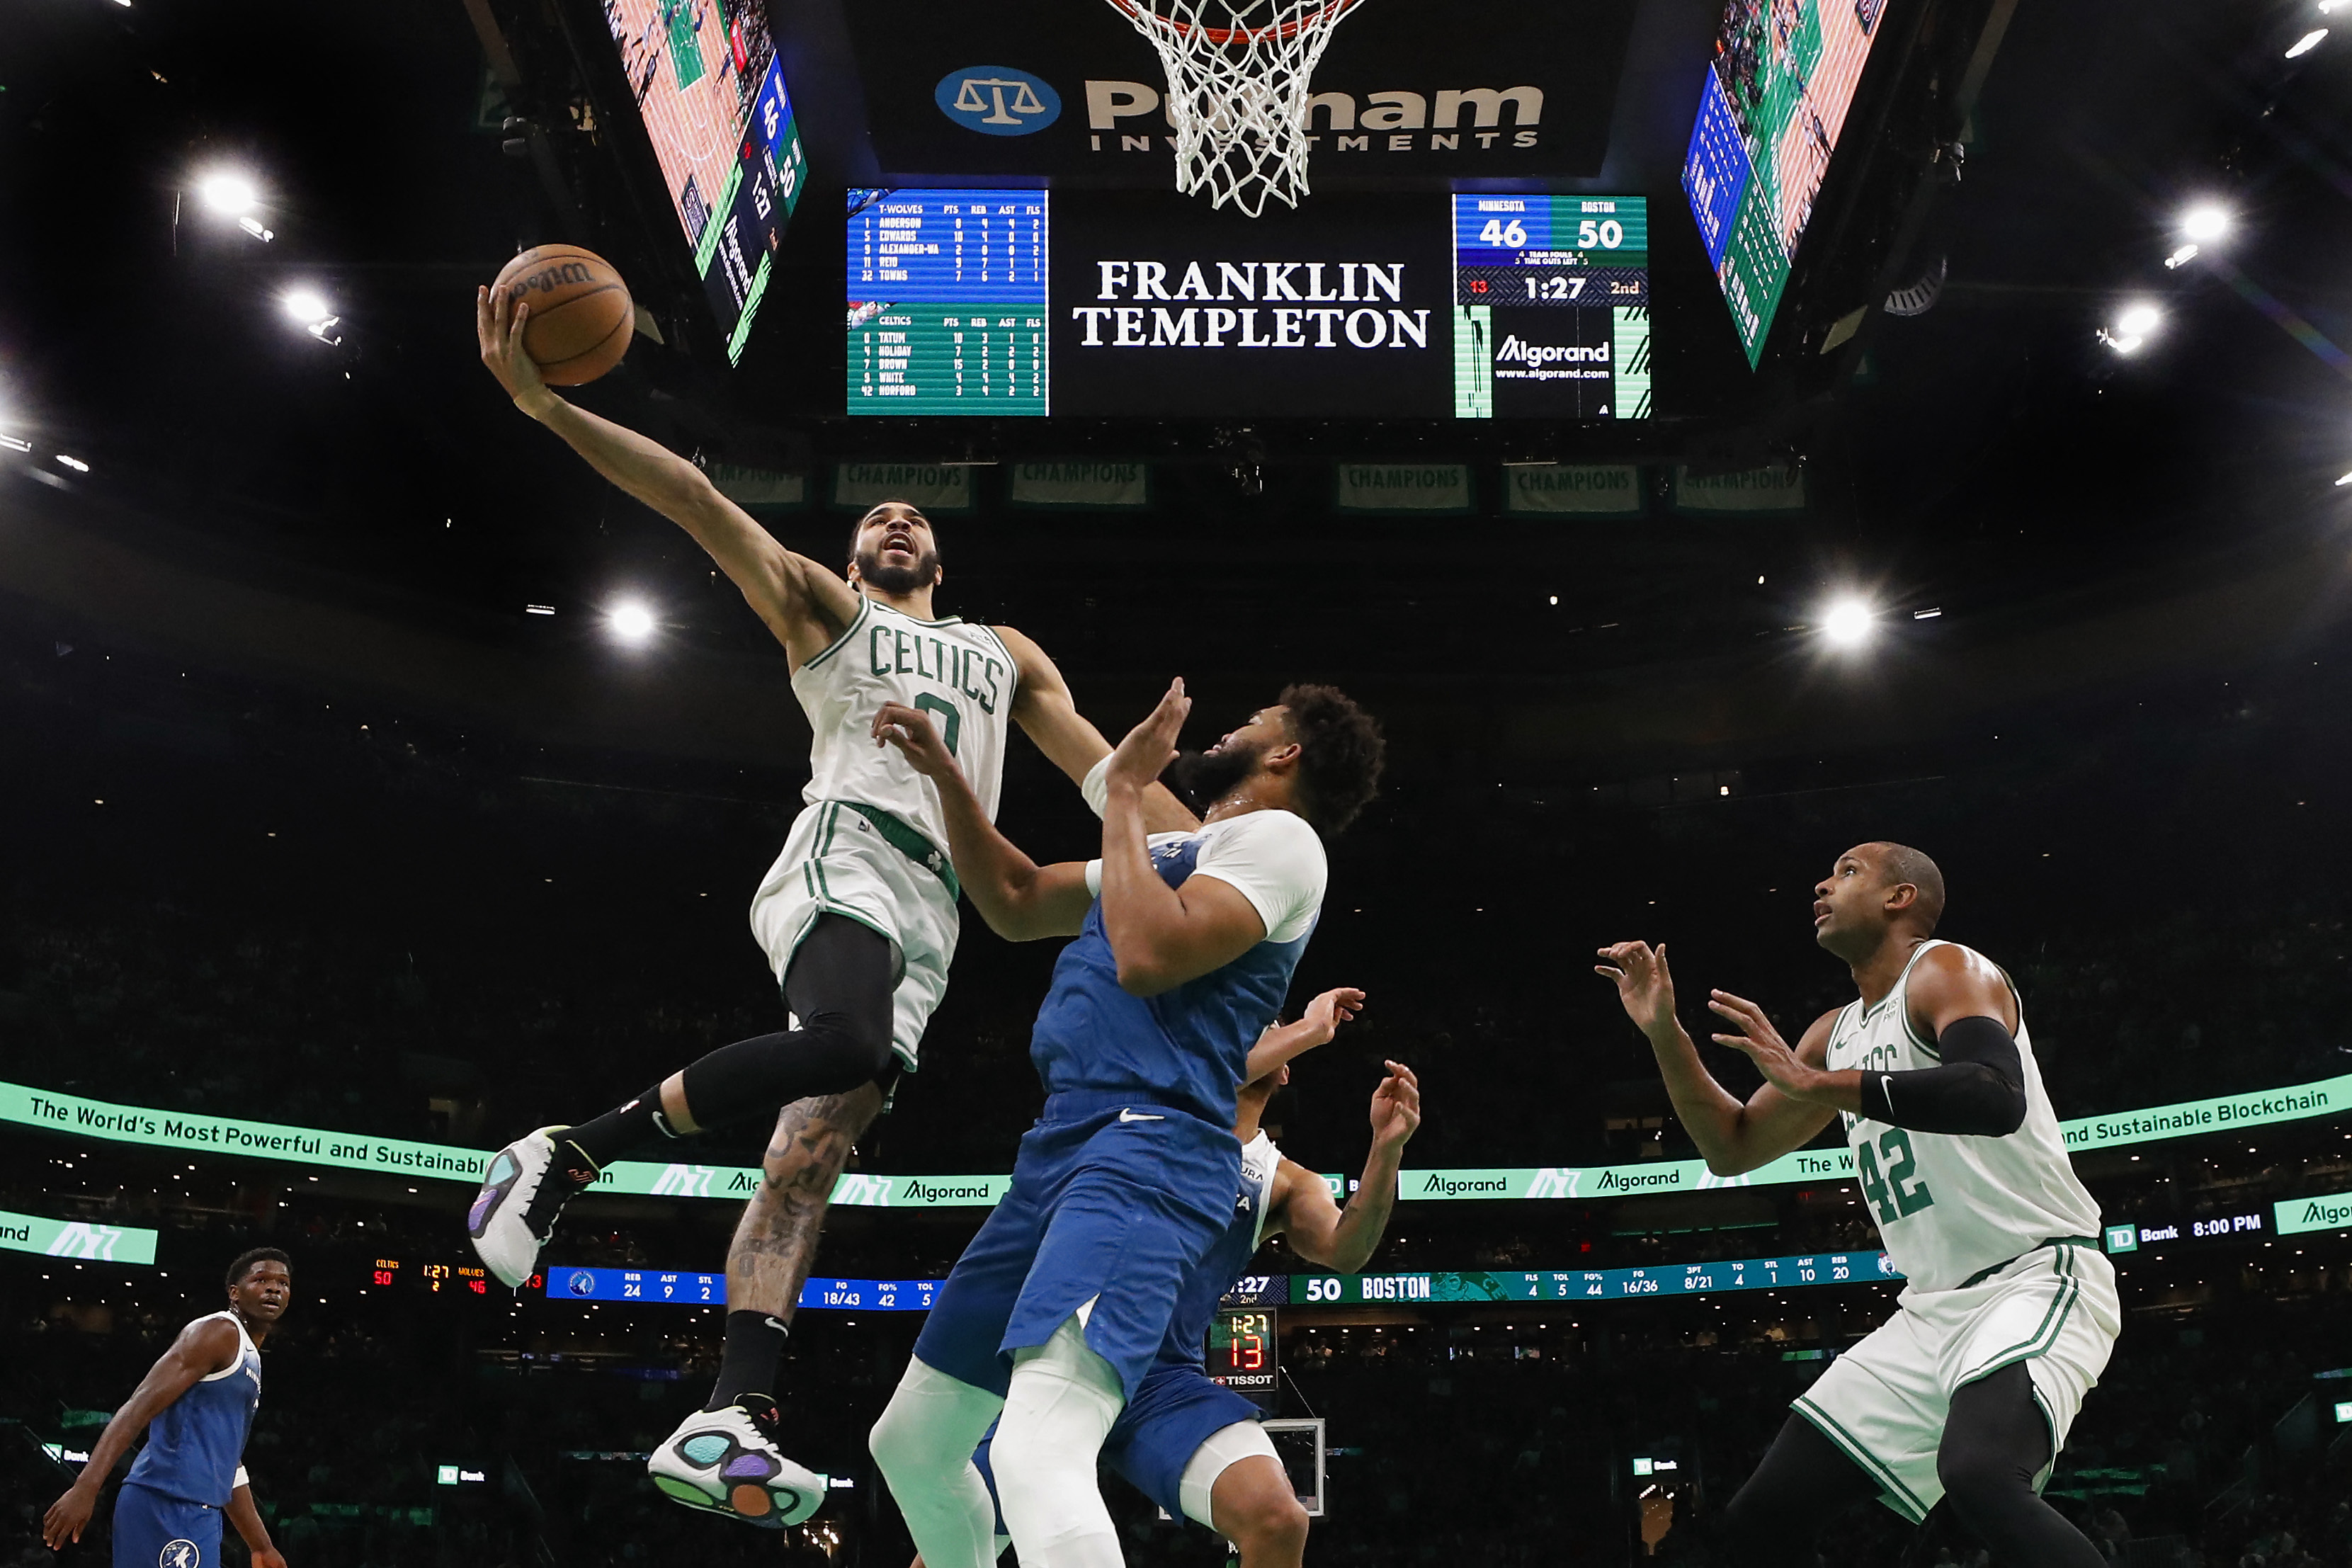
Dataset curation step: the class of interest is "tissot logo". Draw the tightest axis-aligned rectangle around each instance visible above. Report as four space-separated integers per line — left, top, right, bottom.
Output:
936 66 1062 135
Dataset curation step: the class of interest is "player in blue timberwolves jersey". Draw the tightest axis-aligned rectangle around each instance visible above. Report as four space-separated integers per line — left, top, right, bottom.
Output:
866 678 1384 1568
44 1249 291 1568
902 1036 1421 1568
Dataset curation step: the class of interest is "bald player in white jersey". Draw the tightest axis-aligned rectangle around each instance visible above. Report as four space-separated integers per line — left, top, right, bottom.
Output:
462 285 1193 1528
1598 843 2119 1568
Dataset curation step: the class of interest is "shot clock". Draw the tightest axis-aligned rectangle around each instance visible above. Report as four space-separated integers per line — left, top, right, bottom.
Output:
1207 1307 1280 1405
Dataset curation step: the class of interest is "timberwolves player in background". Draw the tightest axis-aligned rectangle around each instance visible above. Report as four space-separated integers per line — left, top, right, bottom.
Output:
867 678 1383 1568
1597 843 2120 1568
43 1249 291 1568
466 287 1193 1526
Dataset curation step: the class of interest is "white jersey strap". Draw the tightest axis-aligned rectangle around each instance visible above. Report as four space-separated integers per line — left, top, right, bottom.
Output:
196 1309 258 1381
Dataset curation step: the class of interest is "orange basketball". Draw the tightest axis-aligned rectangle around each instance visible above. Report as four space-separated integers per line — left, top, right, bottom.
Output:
492 244 633 386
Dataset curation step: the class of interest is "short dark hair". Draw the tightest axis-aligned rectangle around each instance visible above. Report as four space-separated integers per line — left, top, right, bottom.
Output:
1278 683 1384 834
1870 842 1946 934
848 499 930 562
226 1247 291 1290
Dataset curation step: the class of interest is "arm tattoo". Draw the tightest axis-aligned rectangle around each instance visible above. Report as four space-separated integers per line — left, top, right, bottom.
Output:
724 1082 885 1320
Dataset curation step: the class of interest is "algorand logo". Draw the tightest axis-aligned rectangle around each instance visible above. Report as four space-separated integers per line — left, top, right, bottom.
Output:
1593 1168 1682 1193
903 1178 996 1203
936 67 1063 135
651 1164 715 1198
1420 1173 1509 1197
2297 1195 2352 1228
47 1222 124 1261
1496 335 1608 366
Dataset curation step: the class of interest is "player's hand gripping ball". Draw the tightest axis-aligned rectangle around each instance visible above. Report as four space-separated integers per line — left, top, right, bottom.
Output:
488 244 634 385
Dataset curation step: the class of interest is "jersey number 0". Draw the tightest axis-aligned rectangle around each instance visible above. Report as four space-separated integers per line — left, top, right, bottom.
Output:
914 694 962 756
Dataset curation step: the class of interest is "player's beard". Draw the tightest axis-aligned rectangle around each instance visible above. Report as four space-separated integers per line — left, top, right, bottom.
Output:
1169 739 1265 810
856 545 942 596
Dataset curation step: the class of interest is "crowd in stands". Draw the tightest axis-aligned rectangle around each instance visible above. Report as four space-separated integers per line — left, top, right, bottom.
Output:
6 1244 2348 1568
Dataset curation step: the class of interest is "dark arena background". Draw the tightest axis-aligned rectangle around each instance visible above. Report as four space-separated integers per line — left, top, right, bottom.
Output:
7 0 2352 1565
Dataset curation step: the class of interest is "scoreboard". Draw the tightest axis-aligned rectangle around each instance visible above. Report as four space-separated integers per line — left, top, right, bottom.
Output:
1681 0 1889 364
1220 1250 1899 1307
846 190 1650 419
527 1251 1902 1312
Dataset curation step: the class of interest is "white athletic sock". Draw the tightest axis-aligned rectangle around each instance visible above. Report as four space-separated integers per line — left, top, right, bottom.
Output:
994 1315 1128 1568
868 1356 1006 1568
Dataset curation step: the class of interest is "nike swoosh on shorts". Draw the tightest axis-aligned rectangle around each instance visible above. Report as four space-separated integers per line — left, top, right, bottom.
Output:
1118 1109 1164 1123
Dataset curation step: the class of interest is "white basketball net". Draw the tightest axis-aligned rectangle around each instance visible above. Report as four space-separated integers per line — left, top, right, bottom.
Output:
1103 0 1370 217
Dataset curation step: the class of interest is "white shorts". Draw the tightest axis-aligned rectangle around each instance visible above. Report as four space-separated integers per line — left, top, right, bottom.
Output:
1791 1239 2120 1523
747 800 960 1073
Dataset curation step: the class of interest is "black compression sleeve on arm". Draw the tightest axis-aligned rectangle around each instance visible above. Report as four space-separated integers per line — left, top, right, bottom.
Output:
1855 1015 2028 1136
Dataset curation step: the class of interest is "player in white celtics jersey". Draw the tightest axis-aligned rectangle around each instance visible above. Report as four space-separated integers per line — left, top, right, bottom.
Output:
465 287 1193 1526
1598 843 2119 1568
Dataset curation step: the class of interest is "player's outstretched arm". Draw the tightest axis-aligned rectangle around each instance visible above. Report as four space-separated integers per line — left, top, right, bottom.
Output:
42 1317 241 1547
477 287 859 666
1273 1062 1419 1272
1708 952 2028 1136
1596 943 1839 1176
1243 988 1365 1083
873 702 1091 940
227 1481 286 1568
994 625 1200 834
1099 680 1272 995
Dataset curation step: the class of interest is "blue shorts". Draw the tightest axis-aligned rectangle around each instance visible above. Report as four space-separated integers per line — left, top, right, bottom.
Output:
914 1098 1241 1402
113 1482 223 1568
1102 1363 1263 1524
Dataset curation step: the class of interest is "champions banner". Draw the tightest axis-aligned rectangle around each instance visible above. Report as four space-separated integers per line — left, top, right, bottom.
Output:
1334 462 1474 513
1007 460 1152 508
0 1206 159 1266
7 1072 2346 1209
833 462 977 512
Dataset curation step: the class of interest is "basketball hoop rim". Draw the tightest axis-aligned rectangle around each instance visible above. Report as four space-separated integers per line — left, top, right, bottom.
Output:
1105 0 1365 47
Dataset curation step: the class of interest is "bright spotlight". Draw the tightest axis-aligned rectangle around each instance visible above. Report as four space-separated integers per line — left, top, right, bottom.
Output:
2287 26 2328 56
2115 302 2161 336
1819 598 1875 648
55 455 89 473
2179 205 2229 243
198 172 257 216
282 289 331 326
607 601 657 644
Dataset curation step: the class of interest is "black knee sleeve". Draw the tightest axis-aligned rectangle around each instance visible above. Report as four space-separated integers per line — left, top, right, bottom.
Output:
1717 1416 1884 1568
1936 1365 2106 1568
674 916 897 1127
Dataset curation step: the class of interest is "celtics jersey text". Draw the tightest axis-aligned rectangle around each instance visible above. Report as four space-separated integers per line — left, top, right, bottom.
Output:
1824 941 2101 1293
792 597 1016 856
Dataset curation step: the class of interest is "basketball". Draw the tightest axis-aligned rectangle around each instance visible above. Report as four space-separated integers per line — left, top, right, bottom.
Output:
491 244 632 386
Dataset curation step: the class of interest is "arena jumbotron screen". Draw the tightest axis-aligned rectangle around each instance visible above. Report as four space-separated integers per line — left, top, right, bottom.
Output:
602 0 806 360
1682 0 1888 363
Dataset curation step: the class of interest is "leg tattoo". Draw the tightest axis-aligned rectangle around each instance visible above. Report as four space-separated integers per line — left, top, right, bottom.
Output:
725 1081 886 1321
